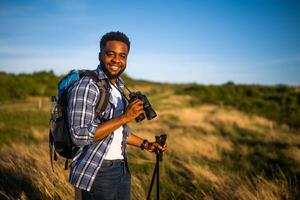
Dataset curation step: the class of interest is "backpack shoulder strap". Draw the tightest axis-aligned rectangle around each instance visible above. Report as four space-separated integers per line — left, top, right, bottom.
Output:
79 70 110 118
95 79 110 117
79 70 98 82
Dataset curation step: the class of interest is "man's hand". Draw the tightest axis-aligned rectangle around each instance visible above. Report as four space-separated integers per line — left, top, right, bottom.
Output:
93 99 143 142
122 99 144 123
145 141 167 153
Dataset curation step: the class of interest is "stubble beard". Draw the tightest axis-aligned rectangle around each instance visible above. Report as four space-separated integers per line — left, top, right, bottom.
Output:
100 60 125 81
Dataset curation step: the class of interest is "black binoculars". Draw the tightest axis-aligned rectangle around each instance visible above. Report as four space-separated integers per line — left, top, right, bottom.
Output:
129 91 157 122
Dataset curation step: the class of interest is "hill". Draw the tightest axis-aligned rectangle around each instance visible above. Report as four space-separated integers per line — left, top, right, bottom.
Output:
0 71 299 128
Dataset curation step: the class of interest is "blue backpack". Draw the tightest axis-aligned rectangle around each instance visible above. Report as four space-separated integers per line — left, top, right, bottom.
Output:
49 69 109 171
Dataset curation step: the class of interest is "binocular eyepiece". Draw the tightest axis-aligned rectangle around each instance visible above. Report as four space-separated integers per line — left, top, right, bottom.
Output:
129 91 157 122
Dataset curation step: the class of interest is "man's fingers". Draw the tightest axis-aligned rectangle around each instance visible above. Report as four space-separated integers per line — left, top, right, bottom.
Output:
154 143 163 150
145 142 168 153
158 143 167 152
131 99 143 106
162 145 167 152
153 143 167 152
134 105 144 115
129 100 144 112
125 99 145 120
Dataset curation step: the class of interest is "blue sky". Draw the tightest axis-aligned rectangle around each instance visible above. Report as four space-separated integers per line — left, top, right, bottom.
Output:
0 0 299 85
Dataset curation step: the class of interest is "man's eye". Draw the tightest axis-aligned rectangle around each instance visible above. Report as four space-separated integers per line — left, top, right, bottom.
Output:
106 52 114 56
120 54 126 59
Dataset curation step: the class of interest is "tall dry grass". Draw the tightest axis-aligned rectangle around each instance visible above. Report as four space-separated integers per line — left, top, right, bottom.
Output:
127 98 300 199
0 138 74 199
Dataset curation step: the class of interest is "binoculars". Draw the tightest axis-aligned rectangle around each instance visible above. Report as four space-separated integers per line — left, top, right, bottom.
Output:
129 91 157 122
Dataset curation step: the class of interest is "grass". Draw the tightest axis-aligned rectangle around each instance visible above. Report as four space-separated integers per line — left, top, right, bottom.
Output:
0 85 300 199
0 108 49 145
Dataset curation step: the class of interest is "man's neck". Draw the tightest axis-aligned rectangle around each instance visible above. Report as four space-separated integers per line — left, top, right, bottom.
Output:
109 77 117 85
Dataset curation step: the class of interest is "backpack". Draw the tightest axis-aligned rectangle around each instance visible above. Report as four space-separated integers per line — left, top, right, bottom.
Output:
49 69 110 171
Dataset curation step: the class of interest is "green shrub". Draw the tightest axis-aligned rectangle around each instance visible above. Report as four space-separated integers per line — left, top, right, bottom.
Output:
176 83 300 128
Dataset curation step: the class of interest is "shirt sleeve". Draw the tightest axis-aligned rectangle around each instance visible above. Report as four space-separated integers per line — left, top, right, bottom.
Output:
67 76 100 147
123 124 131 138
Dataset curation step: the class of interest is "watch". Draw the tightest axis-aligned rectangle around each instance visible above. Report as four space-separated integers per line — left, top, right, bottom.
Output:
140 139 149 150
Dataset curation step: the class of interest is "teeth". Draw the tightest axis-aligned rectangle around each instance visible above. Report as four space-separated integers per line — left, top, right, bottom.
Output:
111 65 119 70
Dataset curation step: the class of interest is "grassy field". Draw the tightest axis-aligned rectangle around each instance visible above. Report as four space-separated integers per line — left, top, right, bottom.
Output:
0 83 300 199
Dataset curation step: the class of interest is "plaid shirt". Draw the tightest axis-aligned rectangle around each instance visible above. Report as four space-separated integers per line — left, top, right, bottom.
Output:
67 66 130 191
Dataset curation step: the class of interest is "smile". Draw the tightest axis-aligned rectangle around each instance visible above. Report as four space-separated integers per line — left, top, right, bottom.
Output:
110 65 120 71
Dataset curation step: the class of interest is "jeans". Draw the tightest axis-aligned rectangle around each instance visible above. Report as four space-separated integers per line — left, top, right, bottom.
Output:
81 159 131 200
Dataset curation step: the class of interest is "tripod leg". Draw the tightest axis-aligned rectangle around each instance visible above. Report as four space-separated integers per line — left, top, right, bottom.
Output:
156 152 160 200
147 164 157 200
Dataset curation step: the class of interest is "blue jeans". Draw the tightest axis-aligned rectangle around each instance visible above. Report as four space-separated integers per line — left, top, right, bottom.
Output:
81 159 131 200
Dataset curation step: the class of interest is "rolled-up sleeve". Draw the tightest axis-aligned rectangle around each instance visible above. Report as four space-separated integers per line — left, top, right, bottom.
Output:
67 77 100 147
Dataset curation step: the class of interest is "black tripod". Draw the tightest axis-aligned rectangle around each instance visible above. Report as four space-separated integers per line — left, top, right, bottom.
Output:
147 134 167 200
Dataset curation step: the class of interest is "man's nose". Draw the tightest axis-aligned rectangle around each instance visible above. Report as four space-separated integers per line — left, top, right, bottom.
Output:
112 55 120 63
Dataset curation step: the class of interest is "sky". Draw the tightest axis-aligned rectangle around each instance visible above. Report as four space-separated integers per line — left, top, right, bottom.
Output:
0 0 299 85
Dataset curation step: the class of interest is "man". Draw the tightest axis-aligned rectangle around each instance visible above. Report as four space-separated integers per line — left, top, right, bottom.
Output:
67 31 166 200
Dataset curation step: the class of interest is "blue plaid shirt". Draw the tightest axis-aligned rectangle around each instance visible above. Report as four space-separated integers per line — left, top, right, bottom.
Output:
67 66 130 191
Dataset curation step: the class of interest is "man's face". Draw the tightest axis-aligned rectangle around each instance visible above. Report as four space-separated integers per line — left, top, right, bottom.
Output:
100 40 128 81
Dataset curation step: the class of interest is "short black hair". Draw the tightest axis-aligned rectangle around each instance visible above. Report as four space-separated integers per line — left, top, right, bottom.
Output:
100 31 130 52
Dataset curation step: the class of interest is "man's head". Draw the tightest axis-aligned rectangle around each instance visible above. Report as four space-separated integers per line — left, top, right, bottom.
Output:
99 31 130 82
100 31 130 52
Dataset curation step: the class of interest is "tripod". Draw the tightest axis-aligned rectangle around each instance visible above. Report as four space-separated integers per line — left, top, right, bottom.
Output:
147 134 167 200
